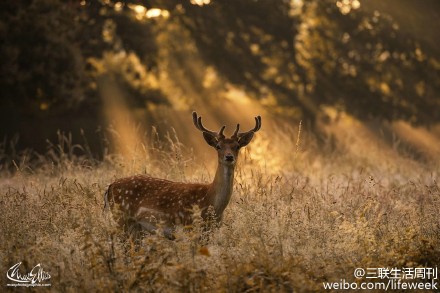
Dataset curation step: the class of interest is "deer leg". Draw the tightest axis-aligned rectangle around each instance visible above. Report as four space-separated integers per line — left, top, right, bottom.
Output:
136 219 157 233
136 219 175 240
162 226 176 240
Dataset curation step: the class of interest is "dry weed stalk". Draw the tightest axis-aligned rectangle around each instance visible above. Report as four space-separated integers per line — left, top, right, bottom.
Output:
0 125 439 292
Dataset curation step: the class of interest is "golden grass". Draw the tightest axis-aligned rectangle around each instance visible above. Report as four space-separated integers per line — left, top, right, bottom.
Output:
1 123 439 292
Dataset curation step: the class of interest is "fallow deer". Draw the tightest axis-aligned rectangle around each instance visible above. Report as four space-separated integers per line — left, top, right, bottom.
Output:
104 111 261 238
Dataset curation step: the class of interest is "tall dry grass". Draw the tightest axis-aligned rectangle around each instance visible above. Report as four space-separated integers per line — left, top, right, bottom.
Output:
0 123 439 292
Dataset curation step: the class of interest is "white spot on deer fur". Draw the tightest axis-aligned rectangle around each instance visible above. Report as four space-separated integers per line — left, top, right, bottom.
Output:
129 190 133 195
136 207 159 217
125 190 128 194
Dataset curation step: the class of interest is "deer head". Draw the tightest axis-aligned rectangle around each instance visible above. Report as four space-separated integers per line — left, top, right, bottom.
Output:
192 111 261 166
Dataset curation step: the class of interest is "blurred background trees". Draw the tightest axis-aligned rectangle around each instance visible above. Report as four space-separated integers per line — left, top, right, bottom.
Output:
1 0 439 153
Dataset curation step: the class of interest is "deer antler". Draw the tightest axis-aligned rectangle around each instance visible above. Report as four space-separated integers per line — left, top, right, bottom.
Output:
231 116 261 139
232 124 240 138
192 111 226 138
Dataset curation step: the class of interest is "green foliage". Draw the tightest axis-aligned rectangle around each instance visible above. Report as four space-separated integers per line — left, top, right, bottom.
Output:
0 0 86 113
179 0 440 123
0 0 163 116
1 0 439 153
303 1 440 124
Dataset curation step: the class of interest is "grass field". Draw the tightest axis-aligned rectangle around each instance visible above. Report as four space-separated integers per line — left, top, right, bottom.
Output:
1 118 439 292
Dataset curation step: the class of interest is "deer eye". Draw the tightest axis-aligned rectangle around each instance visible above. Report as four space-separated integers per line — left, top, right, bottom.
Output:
215 144 221 150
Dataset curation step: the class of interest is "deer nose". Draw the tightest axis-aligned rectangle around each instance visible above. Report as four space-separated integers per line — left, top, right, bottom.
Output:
225 154 234 162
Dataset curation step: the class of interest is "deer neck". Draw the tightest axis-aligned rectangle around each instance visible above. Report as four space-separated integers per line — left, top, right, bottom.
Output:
209 162 235 217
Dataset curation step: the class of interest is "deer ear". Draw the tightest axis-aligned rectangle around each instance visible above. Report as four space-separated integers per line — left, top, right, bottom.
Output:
203 132 218 148
238 132 254 148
